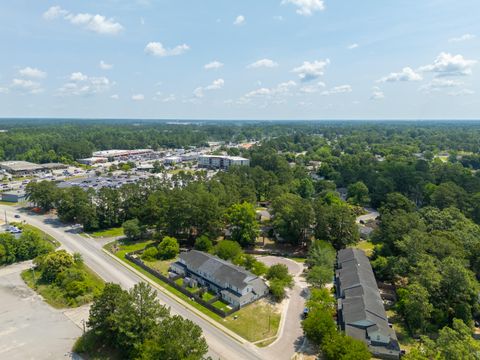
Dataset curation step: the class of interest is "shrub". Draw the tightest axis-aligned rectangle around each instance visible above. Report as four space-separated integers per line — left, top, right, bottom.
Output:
142 247 159 261
302 307 337 346
266 264 293 287
157 237 179 260
213 240 242 261
123 218 144 241
269 279 287 302
39 250 74 282
194 235 213 252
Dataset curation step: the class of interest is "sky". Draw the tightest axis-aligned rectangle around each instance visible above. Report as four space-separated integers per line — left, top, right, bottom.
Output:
0 0 479 120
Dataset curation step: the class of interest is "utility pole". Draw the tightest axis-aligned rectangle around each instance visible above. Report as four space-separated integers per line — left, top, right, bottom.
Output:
4 210 7 225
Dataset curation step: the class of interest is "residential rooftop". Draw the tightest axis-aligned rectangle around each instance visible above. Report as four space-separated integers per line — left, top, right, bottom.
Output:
336 248 400 360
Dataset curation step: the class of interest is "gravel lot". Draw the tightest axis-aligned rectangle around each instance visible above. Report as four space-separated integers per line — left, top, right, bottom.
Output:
0 262 82 360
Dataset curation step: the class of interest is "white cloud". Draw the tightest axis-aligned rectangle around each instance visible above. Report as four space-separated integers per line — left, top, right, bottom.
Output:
448 89 475 96
321 84 352 95
419 52 477 77
58 72 112 96
19 67 47 79
282 0 325 16
419 78 463 93
43 6 68 20
193 87 204 98
299 81 326 93
0 87 9 94
204 61 224 70
378 67 422 83
193 79 225 98
233 15 245 26
370 87 385 100
205 78 225 90
247 59 279 69
144 42 190 57
241 80 297 103
132 94 144 101
292 59 330 82
11 78 43 94
110 94 119 99
99 60 113 70
43 6 123 35
161 94 176 102
348 43 359 50
70 72 88 81
449 34 476 43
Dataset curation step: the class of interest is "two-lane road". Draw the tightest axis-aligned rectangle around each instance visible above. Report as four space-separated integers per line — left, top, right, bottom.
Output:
1 206 265 360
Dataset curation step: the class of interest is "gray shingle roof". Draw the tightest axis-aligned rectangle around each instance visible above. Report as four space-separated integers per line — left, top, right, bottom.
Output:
179 250 267 295
336 248 400 358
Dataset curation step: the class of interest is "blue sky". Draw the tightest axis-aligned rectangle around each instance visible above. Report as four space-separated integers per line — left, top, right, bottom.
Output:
0 0 479 120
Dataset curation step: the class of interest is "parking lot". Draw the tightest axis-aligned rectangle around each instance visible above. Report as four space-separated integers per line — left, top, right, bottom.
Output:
0 262 82 360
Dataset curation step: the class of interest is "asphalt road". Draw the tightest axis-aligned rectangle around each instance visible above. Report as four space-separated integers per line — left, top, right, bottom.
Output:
1 205 267 360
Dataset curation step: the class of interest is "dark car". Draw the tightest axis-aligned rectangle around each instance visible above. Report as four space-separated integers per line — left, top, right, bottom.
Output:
14 214 21 219
302 308 309 319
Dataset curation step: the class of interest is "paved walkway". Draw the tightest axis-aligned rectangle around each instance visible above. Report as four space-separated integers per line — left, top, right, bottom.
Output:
0 262 82 360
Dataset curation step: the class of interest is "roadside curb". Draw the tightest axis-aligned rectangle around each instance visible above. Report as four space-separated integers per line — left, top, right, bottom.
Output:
101 248 249 345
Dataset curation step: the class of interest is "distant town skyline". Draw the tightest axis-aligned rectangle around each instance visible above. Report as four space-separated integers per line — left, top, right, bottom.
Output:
0 1 479 120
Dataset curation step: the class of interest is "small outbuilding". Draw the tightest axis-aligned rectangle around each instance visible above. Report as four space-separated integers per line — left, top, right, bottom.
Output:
1 190 27 203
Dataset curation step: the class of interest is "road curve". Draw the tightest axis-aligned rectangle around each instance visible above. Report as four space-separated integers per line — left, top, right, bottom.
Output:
1 205 265 360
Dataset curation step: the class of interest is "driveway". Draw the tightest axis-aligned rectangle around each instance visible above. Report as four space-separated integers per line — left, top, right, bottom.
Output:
257 256 303 276
256 256 309 360
0 262 82 360
356 208 379 224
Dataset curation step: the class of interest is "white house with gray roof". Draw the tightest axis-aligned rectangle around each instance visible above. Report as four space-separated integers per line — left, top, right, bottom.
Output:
170 250 268 308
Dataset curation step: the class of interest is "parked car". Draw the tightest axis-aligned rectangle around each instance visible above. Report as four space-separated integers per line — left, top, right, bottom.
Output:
302 307 309 319
14 214 21 219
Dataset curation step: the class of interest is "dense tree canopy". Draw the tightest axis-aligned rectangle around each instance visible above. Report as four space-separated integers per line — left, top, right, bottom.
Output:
83 282 209 359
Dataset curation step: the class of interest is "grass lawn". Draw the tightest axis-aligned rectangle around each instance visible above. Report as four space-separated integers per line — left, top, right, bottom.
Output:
22 264 104 309
105 239 154 259
289 257 307 263
0 201 19 206
222 300 281 342
202 291 215 302
144 258 176 276
256 337 277 347
168 169 194 175
88 227 124 238
186 285 199 293
11 222 60 248
352 240 375 257
175 278 183 286
212 300 230 312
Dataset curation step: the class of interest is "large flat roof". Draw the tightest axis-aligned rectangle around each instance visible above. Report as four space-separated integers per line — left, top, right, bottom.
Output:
0 161 44 171
199 155 249 161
